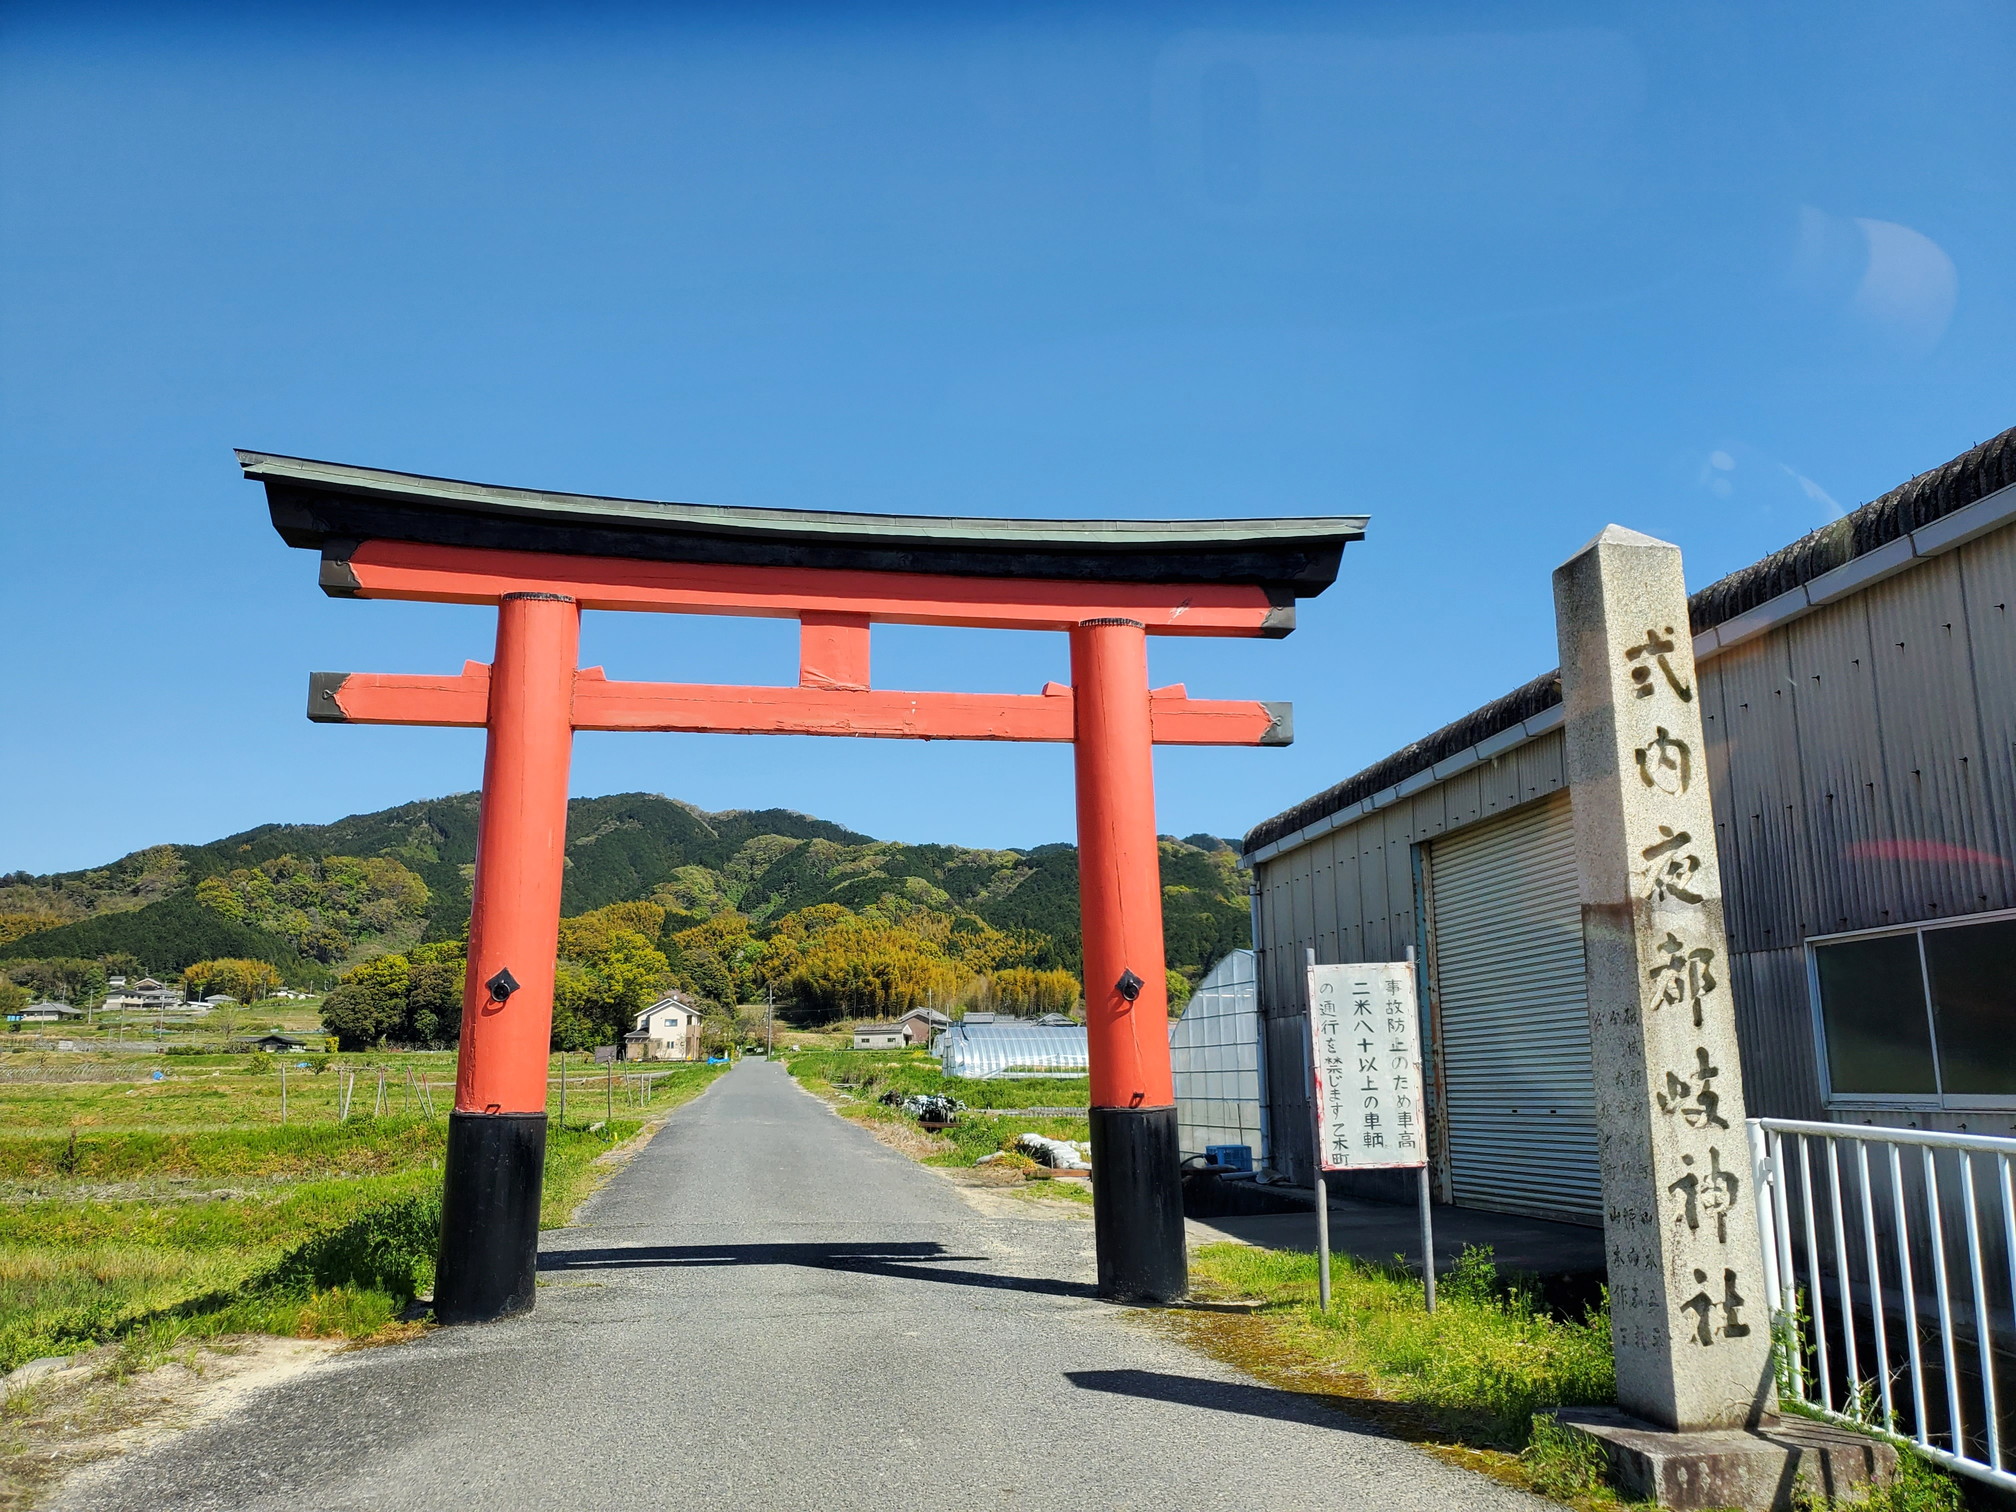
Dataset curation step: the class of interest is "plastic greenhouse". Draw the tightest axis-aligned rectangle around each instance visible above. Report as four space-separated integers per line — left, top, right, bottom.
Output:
937 1021 1089 1079
1167 949 1263 1161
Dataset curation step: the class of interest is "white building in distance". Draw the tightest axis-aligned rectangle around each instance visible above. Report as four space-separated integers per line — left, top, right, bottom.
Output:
624 993 704 1062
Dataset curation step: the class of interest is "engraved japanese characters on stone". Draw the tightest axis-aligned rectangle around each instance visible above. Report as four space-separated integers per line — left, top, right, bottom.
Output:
1638 825 1705 906
1668 1147 1740 1242
1656 1047 1729 1130
1680 1268 1751 1346
1648 932 1719 1026
1625 626 1693 703
1634 726 1692 796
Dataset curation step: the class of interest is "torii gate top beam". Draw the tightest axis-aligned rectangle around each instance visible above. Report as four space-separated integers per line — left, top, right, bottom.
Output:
241 451 1364 636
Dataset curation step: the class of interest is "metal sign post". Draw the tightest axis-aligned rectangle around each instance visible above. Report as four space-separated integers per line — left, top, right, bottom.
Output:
1407 944 1434 1314
1306 954 1434 1312
1303 949 1332 1310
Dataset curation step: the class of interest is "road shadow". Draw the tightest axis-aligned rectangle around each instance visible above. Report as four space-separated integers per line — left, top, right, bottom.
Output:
1065 1369 1383 1435
537 1240 1096 1299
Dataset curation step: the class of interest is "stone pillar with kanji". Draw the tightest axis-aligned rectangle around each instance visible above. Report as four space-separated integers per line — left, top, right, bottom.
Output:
1554 525 1774 1432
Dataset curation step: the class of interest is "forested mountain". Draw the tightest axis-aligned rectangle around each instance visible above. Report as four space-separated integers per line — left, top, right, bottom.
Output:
0 794 1249 991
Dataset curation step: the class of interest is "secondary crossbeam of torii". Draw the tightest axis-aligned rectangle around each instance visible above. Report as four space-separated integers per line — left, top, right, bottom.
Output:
244 451 1364 1322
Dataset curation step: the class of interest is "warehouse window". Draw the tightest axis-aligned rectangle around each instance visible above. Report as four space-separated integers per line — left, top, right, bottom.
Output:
1812 912 2016 1106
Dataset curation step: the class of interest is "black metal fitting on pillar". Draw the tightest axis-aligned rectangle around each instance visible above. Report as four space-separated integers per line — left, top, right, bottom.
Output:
1088 1105 1187 1303
435 1111 548 1324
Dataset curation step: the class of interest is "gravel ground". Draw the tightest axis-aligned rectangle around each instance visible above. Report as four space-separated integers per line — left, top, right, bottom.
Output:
50 1061 1548 1511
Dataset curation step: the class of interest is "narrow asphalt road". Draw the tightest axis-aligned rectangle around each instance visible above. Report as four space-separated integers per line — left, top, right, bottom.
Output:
58 1062 1547 1511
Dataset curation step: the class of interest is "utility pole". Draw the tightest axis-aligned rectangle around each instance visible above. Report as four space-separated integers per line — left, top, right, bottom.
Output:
767 985 774 1058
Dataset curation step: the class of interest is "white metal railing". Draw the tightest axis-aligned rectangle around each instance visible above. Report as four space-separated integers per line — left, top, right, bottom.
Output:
1751 1116 2016 1494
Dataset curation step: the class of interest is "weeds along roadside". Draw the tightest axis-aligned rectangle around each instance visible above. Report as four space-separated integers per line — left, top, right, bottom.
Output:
0 1062 725 1371
782 1047 1094 1201
1171 1243 1965 1512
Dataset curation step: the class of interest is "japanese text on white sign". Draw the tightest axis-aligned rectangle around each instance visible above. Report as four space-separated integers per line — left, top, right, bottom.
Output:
1307 960 1425 1172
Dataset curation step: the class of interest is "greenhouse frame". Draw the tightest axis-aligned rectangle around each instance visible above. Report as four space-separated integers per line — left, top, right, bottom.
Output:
937 1021 1090 1079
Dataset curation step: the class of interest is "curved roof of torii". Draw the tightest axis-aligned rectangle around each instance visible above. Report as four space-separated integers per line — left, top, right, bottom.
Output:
241 451 1365 594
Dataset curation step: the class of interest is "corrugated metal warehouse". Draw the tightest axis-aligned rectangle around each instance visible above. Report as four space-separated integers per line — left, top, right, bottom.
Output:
1241 427 2016 1225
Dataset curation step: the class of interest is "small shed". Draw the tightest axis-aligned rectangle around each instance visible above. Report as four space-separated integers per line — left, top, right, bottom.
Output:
626 993 703 1062
245 1033 305 1052
852 1024 908 1050
939 1021 1089 1079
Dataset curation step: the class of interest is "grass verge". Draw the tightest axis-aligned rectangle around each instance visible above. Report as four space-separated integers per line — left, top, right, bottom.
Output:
783 1048 1092 1203
1174 1242 1964 1511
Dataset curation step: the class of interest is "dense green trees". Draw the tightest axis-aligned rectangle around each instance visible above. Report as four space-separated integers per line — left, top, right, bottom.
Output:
180 958 283 1003
550 902 675 1053
0 893 303 982
319 941 466 1050
195 854 429 963
4 957 107 1008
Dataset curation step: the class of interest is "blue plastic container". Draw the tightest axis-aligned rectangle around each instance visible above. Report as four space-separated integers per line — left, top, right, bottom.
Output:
1204 1143 1253 1172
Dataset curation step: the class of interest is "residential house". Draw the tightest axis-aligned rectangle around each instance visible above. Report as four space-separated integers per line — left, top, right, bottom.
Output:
15 1002 83 1024
624 993 704 1062
111 978 189 1015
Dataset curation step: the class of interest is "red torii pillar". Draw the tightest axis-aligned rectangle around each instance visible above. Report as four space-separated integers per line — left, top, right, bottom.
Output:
245 449 1360 1321
440 593 579 1316
1072 618 1183 1298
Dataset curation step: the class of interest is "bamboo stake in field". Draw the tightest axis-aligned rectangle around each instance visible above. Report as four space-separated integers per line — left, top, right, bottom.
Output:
340 1069 353 1121
375 1070 387 1118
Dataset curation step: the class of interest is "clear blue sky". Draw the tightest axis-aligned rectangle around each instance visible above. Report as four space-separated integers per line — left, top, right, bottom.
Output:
3 2 2012 875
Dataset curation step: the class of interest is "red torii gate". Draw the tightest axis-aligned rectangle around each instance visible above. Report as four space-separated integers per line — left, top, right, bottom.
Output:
244 451 1361 1321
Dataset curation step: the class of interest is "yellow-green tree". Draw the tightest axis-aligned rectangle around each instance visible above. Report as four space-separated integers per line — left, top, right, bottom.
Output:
990 967 1080 1016
182 957 283 1003
550 905 675 1051
763 908 963 1021
665 911 765 1008
558 900 668 960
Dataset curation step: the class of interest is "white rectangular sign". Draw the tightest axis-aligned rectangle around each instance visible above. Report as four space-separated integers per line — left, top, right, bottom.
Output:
1307 960 1426 1172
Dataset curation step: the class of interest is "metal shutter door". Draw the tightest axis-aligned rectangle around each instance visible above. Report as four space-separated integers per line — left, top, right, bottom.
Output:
1429 794 1601 1224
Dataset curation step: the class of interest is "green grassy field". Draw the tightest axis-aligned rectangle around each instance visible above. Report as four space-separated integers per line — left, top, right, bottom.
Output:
0 1055 724 1371
0 1049 702 1133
